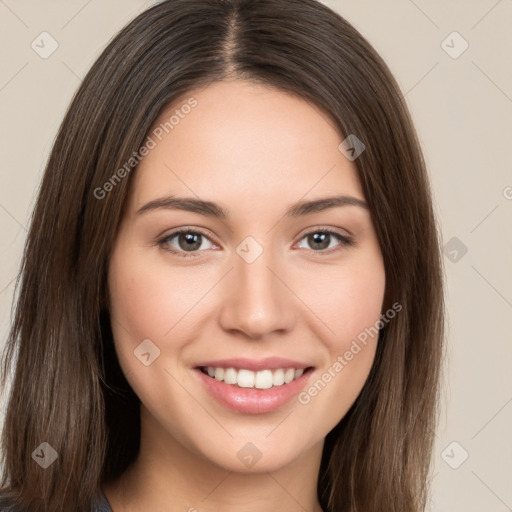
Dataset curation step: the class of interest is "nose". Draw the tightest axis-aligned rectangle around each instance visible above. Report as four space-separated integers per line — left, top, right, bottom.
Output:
217 245 297 340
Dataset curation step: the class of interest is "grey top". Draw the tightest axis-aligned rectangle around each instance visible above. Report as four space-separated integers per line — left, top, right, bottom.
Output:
0 489 113 511
94 489 114 512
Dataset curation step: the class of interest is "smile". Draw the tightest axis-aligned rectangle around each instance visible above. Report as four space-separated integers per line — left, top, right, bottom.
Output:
193 360 315 414
199 366 310 389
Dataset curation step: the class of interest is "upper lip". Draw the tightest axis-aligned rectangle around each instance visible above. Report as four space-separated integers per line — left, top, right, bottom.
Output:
194 357 313 372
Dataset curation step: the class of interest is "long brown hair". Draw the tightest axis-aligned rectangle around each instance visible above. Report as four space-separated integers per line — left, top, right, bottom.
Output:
0 1 445 510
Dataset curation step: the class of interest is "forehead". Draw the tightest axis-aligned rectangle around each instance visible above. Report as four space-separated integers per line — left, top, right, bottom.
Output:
130 80 364 212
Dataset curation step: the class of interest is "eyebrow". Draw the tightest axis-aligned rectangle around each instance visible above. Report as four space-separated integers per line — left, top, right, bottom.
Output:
136 194 369 218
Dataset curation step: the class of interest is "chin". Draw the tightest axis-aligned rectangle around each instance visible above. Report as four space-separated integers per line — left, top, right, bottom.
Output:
190 431 317 475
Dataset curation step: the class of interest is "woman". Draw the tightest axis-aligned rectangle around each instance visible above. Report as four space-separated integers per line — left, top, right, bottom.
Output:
0 0 444 510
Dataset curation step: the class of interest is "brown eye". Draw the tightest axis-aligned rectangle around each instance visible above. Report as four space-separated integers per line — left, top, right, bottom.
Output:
297 230 352 253
159 229 215 257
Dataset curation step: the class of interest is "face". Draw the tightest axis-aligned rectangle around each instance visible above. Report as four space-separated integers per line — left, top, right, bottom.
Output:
108 80 386 473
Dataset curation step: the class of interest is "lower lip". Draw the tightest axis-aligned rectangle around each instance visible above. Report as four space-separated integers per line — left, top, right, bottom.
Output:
193 368 314 414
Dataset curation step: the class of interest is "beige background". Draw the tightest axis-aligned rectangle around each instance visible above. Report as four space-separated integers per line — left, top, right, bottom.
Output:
1 1 511 510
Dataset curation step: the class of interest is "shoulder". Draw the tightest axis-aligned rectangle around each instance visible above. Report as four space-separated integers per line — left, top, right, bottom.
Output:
0 492 112 512
0 494 22 511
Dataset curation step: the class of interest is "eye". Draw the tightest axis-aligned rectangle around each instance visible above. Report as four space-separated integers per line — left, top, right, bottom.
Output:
296 228 353 253
158 227 353 258
158 228 217 257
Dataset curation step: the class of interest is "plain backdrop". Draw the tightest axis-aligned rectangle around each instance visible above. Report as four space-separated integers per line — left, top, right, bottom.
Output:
0 1 511 511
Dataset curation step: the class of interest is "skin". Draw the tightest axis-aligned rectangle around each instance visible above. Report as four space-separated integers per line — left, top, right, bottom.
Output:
103 80 386 512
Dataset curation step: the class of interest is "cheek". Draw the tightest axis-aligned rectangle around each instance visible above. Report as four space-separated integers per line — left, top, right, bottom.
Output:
296 252 386 352
108 247 206 343
107 246 204 411
109 267 171 340
338 271 385 343
294 259 385 422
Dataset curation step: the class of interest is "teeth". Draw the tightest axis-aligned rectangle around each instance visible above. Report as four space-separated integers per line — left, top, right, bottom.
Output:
254 369 273 389
223 367 237 384
238 369 255 388
284 368 295 384
203 366 307 389
272 369 285 387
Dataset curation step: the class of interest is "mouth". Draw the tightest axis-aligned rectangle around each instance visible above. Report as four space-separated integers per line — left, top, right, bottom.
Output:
192 359 315 414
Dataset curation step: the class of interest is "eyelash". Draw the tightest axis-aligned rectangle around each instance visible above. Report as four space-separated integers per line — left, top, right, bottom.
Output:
157 227 353 259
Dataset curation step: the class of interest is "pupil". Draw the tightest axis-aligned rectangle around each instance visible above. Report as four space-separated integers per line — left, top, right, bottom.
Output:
310 233 329 250
180 233 201 251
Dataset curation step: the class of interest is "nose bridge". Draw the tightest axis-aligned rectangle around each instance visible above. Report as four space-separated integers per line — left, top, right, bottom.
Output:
218 236 295 338
237 244 277 300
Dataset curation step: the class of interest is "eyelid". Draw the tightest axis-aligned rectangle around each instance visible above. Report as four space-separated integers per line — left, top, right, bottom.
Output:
299 225 352 240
